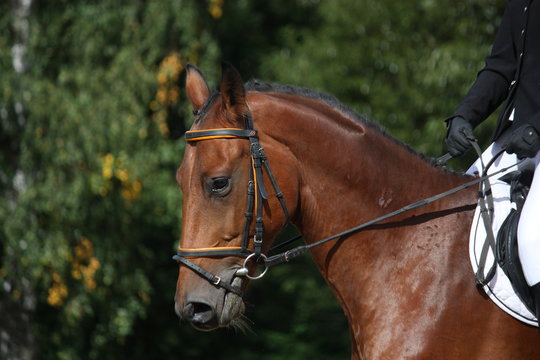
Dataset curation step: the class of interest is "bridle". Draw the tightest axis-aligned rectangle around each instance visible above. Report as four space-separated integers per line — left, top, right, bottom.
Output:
173 110 522 296
173 112 290 295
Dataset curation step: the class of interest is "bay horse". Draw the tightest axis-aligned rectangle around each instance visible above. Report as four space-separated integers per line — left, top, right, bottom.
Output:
174 62 540 359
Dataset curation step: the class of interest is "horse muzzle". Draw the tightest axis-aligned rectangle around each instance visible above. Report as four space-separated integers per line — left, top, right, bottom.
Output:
181 300 219 330
176 275 245 331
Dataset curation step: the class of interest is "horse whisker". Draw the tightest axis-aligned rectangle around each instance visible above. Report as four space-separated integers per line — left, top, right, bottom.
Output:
228 314 255 335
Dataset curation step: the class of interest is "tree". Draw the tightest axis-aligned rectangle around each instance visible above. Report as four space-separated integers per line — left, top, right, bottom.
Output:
259 0 505 165
1 1 347 359
1 0 508 359
0 1 216 358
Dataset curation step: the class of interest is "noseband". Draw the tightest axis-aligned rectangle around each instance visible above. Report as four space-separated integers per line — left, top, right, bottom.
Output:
173 113 290 295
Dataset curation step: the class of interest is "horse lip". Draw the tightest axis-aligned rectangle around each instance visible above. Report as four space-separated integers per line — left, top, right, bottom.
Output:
191 320 219 331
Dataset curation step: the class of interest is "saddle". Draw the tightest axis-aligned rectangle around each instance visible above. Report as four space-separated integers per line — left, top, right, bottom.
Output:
469 161 538 326
495 169 535 314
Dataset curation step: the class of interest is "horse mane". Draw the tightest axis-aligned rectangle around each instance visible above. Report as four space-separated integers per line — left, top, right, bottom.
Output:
245 79 376 128
245 79 448 170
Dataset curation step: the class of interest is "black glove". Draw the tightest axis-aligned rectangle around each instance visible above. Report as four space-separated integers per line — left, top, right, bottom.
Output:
445 116 476 157
504 125 540 159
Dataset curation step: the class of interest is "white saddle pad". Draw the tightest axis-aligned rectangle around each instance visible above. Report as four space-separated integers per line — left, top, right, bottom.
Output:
468 145 538 326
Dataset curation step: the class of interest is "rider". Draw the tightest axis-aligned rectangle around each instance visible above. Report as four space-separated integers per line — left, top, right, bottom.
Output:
444 0 540 320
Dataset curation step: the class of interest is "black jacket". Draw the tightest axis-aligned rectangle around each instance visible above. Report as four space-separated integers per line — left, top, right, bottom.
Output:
451 0 540 141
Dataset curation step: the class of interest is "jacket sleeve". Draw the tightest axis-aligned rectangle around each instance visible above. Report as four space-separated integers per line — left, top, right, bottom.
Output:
449 2 517 128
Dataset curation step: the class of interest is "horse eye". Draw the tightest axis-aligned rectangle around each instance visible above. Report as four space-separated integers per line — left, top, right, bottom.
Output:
211 177 231 195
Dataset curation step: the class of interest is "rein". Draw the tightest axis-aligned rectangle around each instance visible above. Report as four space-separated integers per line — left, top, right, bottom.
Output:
173 115 520 296
264 148 517 268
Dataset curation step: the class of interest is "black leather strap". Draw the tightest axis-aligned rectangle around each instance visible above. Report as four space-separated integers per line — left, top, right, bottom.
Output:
173 255 243 296
176 248 251 258
262 155 290 220
472 141 502 285
263 148 521 269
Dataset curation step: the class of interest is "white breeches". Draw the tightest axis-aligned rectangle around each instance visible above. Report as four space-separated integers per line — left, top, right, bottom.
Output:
517 154 540 286
467 135 540 286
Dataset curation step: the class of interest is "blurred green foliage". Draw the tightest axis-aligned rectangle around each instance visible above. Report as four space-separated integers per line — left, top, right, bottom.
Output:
1 0 505 359
259 0 504 158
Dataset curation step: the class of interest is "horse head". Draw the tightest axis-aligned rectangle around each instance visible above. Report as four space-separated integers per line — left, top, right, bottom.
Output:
174 63 294 330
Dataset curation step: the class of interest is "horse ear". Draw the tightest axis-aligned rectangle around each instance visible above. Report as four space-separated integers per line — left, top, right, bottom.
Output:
220 62 249 123
185 64 210 111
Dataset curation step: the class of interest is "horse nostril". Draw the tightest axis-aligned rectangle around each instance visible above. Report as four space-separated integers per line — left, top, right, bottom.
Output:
183 301 218 329
182 302 195 320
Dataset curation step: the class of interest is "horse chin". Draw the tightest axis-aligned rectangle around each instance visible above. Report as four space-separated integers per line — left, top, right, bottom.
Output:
218 277 246 329
190 321 219 332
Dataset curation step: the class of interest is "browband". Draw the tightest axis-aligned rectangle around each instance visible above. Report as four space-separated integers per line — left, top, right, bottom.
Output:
185 128 256 141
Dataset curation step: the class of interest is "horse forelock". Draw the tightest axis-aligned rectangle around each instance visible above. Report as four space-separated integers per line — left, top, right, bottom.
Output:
194 92 220 125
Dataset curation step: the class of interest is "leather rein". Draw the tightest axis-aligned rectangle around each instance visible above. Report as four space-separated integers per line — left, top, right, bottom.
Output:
173 113 520 296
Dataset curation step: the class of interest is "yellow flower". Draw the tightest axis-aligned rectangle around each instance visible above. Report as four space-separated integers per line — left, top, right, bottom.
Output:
152 52 184 136
169 87 180 102
71 237 101 291
82 257 100 290
47 270 68 307
159 122 170 137
101 153 114 180
149 100 160 111
103 153 114 165
132 180 142 193
209 0 224 19
157 88 167 103
157 72 167 85
115 168 129 183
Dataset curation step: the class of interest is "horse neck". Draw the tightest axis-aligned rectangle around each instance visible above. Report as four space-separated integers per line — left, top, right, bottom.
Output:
249 92 481 354
249 92 473 248
249 92 538 359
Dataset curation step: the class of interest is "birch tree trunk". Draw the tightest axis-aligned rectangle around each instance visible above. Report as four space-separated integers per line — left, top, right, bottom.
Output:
0 1 36 359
